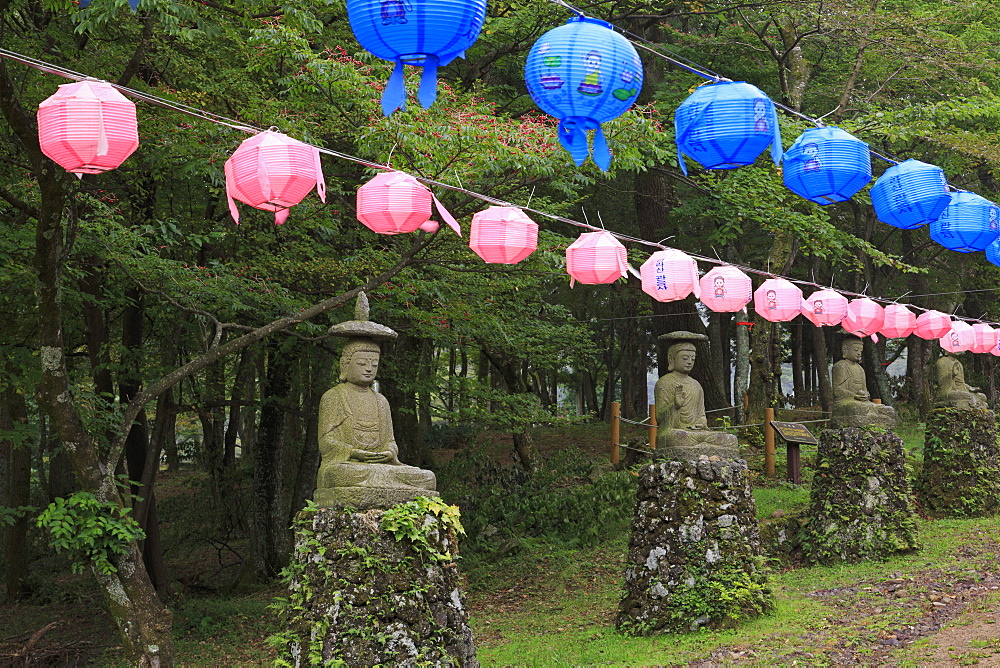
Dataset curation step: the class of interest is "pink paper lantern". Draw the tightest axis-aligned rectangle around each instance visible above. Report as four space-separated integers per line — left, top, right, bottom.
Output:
801 289 848 327
37 80 139 174
879 304 916 339
914 310 953 340
356 171 460 236
940 321 974 353
753 278 802 322
225 130 326 224
842 298 885 341
640 250 701 302
469 207 538 264
970 323 998 354
699 266 752 313
565 231 628 285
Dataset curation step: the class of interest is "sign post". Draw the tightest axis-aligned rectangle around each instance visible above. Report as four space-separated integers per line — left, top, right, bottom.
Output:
769 421 818 484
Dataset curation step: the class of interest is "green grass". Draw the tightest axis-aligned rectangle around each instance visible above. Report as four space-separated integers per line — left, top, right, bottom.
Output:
753 482 810 519
472 516 1000 666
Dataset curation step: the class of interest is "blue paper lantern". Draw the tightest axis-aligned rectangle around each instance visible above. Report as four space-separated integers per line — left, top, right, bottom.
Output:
782 127 871 205
869 159 950 229
346 0 488 116
524 16 643 171
986 238 1000 267
929 191 1000 253
673 81 782 175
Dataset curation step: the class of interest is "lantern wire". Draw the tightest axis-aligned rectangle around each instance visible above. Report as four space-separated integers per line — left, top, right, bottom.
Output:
0 47 997 329
538 1 910 166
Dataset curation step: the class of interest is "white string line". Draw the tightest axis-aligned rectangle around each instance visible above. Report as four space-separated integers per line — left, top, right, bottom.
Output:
2 47 998 327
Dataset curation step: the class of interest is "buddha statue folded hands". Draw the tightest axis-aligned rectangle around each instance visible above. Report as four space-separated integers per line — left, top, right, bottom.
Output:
313 294 437 510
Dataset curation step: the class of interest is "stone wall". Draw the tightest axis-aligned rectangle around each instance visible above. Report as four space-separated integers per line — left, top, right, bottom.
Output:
275 505 478 667
802 427 919 564
918 408 1000 518
616 457 774 635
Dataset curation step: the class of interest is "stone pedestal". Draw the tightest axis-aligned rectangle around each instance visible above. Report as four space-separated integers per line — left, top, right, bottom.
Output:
277 506 478 667
803 428 919 564
616 457 773 635
917 408 1000 518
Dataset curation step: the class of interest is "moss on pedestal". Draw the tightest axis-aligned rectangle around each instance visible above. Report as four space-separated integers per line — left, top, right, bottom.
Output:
802 428 919 565
617 458 774 635
917 408 1000 518
269 499 477 667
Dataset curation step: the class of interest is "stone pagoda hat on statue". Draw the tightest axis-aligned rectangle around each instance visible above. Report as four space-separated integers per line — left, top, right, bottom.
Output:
327 291 398 342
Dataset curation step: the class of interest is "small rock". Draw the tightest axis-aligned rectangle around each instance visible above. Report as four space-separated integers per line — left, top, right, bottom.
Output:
894 589 908 598
928 594 941 602
771 510 786 519
932 601 946 608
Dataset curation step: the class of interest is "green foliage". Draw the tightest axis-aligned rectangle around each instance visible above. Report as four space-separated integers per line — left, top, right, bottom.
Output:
36 492 145 575
379 496 465 563
661 558 774 633
439 448 634 554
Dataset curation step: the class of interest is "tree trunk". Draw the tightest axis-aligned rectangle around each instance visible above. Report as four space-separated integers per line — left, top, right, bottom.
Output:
26 141 174 664
2 382 32 599
734 311 751 425
287 347 331 527
253 343 292 582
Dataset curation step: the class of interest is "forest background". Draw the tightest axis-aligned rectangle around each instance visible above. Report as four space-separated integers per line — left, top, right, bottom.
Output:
3 0 1000 664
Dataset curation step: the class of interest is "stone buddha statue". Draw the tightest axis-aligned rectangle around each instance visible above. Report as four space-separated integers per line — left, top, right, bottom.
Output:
654 332 740 460
935 351 989 409
313 293 437 510
830 336 896 429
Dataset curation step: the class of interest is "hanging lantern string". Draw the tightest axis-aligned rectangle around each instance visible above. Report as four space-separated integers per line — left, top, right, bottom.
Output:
538 1 916 170
1 48 997 328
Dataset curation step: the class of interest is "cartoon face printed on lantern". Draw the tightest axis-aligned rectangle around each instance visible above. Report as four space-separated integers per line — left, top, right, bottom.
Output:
991 206 999 231
951 331 960 347
814 299 824 314
767 289 777 309
380 0 411 25
713 276 726 297
578 50 603 96
803 142 820 171
754 99 768 132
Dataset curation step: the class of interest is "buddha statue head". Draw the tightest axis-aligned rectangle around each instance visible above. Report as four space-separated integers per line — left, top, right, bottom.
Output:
339 339 382 384
841 336 863 362
666 342 697 374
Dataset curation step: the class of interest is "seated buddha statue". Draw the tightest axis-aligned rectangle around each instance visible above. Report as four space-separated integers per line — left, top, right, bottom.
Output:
830 337 897 429
935 351 988 410
654 333 739 461
313 294 437 510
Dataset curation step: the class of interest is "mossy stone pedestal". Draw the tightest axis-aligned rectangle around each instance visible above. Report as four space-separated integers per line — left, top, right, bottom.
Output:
616 457 774 635
803 428 919 564
917 408 1000 518
277 506 478 667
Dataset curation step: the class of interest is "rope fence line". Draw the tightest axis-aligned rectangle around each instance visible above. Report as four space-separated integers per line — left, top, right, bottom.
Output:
611 402 830 483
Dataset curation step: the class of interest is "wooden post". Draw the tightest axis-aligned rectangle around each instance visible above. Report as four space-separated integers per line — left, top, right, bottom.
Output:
648 403 657 451
610 401 621 464
764 407 776 477
873 398 882 404
787 444 801 485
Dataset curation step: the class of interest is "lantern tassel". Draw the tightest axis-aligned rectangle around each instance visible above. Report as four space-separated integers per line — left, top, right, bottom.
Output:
418 56 438 109
313 148 327 203
558 118 611 171
225 170 240 224
275 208 290 225
768 105 783 166
591 126 611 172
432 196 461 236
381 61 407 117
